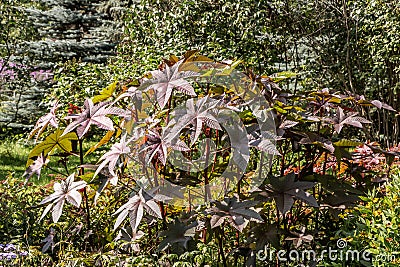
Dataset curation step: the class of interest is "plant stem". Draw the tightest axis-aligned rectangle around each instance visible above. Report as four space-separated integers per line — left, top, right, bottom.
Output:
46 166 67 177
204 129 211 202
217 228 227 267
79 139 91 231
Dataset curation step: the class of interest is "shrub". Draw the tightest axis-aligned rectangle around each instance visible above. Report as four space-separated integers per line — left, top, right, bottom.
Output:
21 52 400 266
337 169 400 266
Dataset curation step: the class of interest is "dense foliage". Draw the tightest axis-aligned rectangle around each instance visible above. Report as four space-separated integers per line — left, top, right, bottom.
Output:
118 0 400 145
2 0 400 266
338 170 400 266
10 52 398 266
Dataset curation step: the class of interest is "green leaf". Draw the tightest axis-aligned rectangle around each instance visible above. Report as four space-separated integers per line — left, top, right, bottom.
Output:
217 60 243 75
334 139 362 147
27 129 78 167
270 71 297 82
273 106 287 114
92 81 118 103
334 146 352 162
84 130 114 156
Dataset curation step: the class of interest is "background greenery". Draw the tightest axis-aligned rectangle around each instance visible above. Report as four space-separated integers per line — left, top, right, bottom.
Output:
2 0 399 144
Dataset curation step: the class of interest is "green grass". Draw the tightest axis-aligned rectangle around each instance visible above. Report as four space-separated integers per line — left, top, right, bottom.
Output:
0 139 104 184
0 140 30 179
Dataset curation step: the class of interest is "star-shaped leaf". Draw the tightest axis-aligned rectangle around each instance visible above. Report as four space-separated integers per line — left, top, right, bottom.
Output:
145 60 198 109
29 101 59 142
23 154 49 182
115 225 145 253
113 189 163 231
207 196 263 232
249 223 281 250
93 134 132 180
143 129 189 166
299 132 335 153
158 220 197 251
285 226 313 248
258 172 319 214
63 99 118 138
41 228 56 253
325 107 371 134
26 129 78 167
248 129 281 155
169 96 222 145
39 173 87 223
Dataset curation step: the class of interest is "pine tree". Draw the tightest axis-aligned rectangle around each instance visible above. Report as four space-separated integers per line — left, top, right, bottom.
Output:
21 0 120 67
0 0 125 135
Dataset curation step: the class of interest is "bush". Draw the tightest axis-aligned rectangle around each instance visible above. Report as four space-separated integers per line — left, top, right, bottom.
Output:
337 169 400 266
18 52 400 266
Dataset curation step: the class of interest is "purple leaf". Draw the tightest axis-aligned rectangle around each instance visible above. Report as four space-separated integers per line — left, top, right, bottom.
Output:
145 60 198 109
168 96 221 145
41 228 56 253
325 107 371 134
63 99 117 138
23 154 49 182
260 172 318 214
113 189 163 231
39 173 86 223
29 101 59 141
93 134 131 180
142 129 189 166
207 196 263 232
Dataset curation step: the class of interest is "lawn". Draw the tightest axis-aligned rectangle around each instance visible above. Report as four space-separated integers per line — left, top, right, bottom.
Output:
0 140 30 180
0 139 100 184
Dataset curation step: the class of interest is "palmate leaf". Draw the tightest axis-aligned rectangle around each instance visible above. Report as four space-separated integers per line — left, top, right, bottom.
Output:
113 189 164 231
39 173 87 223
143 129 189 166
299 132 335 153
23 153 49 182
29 100 59 142
26 129 78 167
168 96 222 145
325 107 371 134
249 131 281 155
207 196 263 232
247 123 282 145
63 99 122 138
145 60 198 109
249 223 281 250
41 228 56 253
115 225 145 253
93 134 132 181
285 226 313 248
258 172 319 214
92 81 118 103
158 220 197 251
